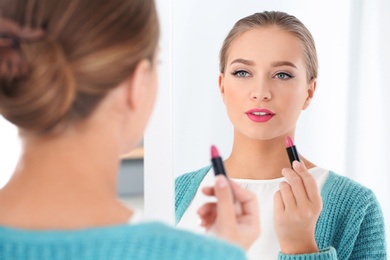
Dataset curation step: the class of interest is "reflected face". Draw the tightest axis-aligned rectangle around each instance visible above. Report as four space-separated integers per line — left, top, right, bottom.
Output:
219 26 316 141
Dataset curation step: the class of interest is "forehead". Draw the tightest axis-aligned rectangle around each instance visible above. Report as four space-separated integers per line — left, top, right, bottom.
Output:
227 26 305 67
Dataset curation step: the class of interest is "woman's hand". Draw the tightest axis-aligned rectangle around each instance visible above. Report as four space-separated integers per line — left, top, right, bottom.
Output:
197 175 260 250
274 161 323 254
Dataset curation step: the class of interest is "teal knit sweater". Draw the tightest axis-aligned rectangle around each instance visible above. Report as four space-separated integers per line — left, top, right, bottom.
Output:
175 166 387 259
0 221 246 259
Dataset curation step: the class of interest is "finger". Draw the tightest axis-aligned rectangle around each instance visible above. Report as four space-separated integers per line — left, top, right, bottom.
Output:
199 212 216 229
198 203 217 229
292 161 320 202
229 179 259 216
279 181 297 209
202 186 215 196
197 202 216 217
214 175 236 228
282 168 308 206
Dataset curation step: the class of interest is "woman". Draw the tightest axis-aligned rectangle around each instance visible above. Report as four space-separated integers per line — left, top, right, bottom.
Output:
176 11 387 259
0 0 260 259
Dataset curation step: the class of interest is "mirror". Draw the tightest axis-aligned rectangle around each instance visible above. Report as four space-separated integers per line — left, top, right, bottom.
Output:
169 0 389 248
172 0 353 177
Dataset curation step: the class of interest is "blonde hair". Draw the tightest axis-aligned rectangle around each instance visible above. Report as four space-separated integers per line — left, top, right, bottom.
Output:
0 0 159 134
219 11 318 82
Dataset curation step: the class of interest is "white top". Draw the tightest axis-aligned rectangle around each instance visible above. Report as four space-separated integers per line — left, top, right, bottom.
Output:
128 209 144 224
177 167 329 260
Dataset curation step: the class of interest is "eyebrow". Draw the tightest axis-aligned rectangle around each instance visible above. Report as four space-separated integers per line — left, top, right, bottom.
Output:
230 58 255 66
271 61 297 69
229 59 298 69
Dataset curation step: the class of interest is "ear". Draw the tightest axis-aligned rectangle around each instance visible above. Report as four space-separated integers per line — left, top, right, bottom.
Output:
302 78 316 110
218 73 226 103
126 59 152 111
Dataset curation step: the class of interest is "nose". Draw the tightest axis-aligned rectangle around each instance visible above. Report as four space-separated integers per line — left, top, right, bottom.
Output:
250 78 271 101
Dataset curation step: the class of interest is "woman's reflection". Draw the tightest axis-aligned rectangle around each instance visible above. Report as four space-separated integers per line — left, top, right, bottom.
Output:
175 11 387 259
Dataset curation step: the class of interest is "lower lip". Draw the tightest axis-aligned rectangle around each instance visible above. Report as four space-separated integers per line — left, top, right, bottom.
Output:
246 113 274 122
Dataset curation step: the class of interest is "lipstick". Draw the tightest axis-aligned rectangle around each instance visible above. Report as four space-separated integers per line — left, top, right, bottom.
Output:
285 136 300 167
245 108 275 123
211 145 235 200
211 145 228 177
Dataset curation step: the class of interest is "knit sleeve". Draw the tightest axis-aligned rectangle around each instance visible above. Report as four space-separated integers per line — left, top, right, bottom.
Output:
146 222 248 260
278 172 387 260
0 222 247 260
278 247 337 260
175 165 211 223
315 172 387 259
347 189 387 259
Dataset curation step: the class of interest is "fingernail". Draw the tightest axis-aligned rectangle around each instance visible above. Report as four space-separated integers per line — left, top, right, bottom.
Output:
216 175 227 188
293 160 301 169
281 168 287 176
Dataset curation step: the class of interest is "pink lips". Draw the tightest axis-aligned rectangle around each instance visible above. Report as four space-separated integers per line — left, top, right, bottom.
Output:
245 108 275 123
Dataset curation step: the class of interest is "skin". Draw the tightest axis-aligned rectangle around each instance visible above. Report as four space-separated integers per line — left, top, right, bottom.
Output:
198 175 260 250
218 26 322 254
0 58 158 229
0 51 259 250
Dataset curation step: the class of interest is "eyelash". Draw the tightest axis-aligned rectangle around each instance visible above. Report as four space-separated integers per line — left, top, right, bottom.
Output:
231 70 294 80
273 72 293 80
231 70 251 78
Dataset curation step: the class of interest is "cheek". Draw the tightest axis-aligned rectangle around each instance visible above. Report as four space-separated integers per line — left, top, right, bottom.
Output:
223 84 247 111
278 90 307 118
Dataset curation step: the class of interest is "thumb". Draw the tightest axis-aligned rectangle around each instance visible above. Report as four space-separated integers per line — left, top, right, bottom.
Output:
214 175 236 230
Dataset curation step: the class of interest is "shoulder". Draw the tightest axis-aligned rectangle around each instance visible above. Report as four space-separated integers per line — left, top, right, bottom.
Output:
317 172 387 258
175 165 212 188
175 165 211 223
320 171 385 236
0 222 246 260
322 171 381 209
128 222 246 260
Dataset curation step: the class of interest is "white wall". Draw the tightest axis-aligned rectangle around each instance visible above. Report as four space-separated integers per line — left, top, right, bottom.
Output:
173 0 351 176
0 116 20 188
144 0 174 224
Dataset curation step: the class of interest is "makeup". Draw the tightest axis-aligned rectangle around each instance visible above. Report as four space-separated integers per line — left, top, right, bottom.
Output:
211 145 235 200
245 108 275 123
285 136 301 167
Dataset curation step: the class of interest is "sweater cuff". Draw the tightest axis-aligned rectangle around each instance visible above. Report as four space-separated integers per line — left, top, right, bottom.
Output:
278 247 337 260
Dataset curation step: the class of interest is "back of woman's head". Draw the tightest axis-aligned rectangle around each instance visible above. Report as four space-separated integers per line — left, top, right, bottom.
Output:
219 11 318 83
0 0 159 134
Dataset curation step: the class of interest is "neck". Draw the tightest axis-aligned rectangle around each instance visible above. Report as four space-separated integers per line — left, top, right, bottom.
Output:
225 133 295 180
14 127 121 197
0 119 133 229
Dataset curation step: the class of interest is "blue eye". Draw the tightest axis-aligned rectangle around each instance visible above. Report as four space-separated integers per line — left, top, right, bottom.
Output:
274 72 292 80
232 70 250 78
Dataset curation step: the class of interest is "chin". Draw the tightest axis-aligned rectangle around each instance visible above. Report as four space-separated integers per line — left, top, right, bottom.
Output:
241 129 285 142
